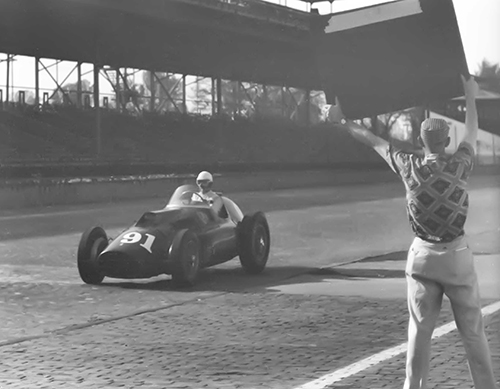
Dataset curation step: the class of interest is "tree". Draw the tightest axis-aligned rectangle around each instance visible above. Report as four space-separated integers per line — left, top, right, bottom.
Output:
195 79 252 117
142 71 183 112
50 79 92 105
197 80 325 123
477 60 500 94
354 108 425 151
116 81 144 112
190 77 213 115
292 90 325 124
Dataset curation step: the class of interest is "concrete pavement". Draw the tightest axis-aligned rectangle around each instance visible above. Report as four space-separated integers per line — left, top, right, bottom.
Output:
0 253 497 389
267 251 500 301
0 176 498 388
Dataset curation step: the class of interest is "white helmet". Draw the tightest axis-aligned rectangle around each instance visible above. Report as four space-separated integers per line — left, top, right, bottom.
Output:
196 171 213 182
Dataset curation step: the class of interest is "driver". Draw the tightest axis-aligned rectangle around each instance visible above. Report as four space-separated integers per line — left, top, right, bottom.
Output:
192 171 224 216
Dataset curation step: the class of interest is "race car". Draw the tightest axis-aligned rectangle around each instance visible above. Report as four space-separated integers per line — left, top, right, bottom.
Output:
77 184 271 287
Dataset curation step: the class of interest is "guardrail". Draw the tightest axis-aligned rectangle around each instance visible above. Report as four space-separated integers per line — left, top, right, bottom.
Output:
172 0 312 29
74 0 314 31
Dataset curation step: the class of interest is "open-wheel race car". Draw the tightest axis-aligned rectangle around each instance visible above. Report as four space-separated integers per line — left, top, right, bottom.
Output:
77 185 270 287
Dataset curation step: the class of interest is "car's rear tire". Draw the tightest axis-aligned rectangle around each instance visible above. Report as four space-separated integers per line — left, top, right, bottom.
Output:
238 212 270 274
170 229 200 287
77 227 107 285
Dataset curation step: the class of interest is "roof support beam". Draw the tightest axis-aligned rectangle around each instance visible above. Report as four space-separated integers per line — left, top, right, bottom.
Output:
5 54 10 103
40 59 77 105
35 57 40 108
101 68 127 112
216 77 222 115
182 75 187 114
116 68 142 113
94 63 102 157
233 81 240 116
116 69 121 112
281 86 286 117
211 77 216 116
149 71 155 112
153 72 182 114
305 89 311 125
239 82 257 114
77 62 82 109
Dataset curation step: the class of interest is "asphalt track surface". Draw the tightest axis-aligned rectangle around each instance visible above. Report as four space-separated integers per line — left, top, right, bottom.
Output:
0 172 499 388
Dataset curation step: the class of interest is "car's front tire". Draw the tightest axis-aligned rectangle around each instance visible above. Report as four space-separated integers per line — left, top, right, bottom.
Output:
170 229 200 287
238 212 271 274
77 227 107 285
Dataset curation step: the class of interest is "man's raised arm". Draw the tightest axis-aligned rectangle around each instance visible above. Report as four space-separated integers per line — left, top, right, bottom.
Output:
461 75 479 151
328 98 389 158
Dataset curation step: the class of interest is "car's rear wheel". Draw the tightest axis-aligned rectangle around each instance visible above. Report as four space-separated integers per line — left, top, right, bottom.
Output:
170 229 200 287
238 212 270 274
77 227 107 285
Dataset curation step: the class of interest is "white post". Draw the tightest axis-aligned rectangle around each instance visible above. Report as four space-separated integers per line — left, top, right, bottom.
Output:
492 134 496 165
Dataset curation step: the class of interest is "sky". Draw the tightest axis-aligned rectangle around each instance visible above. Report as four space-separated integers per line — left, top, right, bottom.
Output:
0 0 498 101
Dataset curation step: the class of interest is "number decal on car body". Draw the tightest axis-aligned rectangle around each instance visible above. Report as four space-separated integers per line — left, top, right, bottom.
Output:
140 233 156 253
120 232 141 244
120 232 156 253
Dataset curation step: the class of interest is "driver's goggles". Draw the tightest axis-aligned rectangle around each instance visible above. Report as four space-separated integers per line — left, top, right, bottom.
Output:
196 180 211 185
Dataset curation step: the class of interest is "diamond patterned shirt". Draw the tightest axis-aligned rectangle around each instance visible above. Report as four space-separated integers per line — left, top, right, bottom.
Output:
383 142 475 243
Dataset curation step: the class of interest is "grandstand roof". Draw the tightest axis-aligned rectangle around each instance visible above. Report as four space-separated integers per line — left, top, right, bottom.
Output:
0 0 322 89
1 0 474 118
452 89 500 101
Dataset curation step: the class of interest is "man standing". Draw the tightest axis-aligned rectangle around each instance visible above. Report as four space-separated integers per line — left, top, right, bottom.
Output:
328 76 498 389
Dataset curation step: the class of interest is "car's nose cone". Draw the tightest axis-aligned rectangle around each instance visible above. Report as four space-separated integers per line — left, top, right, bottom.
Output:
98 251 158 279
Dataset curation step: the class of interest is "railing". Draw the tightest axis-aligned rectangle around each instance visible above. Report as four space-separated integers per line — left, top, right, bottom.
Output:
172 0 312 30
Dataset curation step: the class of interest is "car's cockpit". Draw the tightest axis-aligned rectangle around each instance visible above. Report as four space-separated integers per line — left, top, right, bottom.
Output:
165 185 243 223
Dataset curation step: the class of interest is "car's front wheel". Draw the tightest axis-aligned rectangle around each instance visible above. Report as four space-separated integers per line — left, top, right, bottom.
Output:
238 212 270 274
77 226 107 285
170 229 200 287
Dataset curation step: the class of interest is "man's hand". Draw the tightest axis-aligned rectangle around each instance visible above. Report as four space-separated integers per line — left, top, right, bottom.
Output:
461 75 479 100
328 97 347 125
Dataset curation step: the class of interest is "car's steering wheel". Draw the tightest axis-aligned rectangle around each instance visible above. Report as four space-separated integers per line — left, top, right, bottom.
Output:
181 191 209 205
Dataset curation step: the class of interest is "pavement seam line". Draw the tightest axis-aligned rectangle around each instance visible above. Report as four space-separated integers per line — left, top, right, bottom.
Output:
292 300 500 389
321 257 371 269
0 252 389 349
0 255 368 349
0 291 227 348
320 249 413 270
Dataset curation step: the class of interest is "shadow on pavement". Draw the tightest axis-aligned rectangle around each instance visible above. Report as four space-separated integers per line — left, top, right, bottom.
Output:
309 267 406 279
99 251 408 293
101 265 314 292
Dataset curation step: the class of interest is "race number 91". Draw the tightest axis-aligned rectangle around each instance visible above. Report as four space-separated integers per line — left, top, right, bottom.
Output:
120 232 156 253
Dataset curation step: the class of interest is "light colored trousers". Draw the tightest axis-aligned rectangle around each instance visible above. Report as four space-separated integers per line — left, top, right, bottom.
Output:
403 235 497 389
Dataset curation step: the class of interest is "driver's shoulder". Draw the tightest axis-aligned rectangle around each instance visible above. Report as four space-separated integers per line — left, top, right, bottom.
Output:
206 190 221 199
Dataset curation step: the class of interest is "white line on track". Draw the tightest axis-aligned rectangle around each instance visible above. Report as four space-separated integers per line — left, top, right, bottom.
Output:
293 300 500 389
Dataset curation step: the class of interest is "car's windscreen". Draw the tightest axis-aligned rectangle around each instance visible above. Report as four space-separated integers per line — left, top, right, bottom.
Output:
167 184 208 208
135 212 163 228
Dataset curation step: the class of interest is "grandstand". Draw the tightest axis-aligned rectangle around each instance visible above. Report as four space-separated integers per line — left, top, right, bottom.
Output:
0 0 374 178
0 0 498 179
0 101 387 178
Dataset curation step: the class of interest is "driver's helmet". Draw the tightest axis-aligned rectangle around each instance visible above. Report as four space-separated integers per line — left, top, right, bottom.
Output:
196 171 213 183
